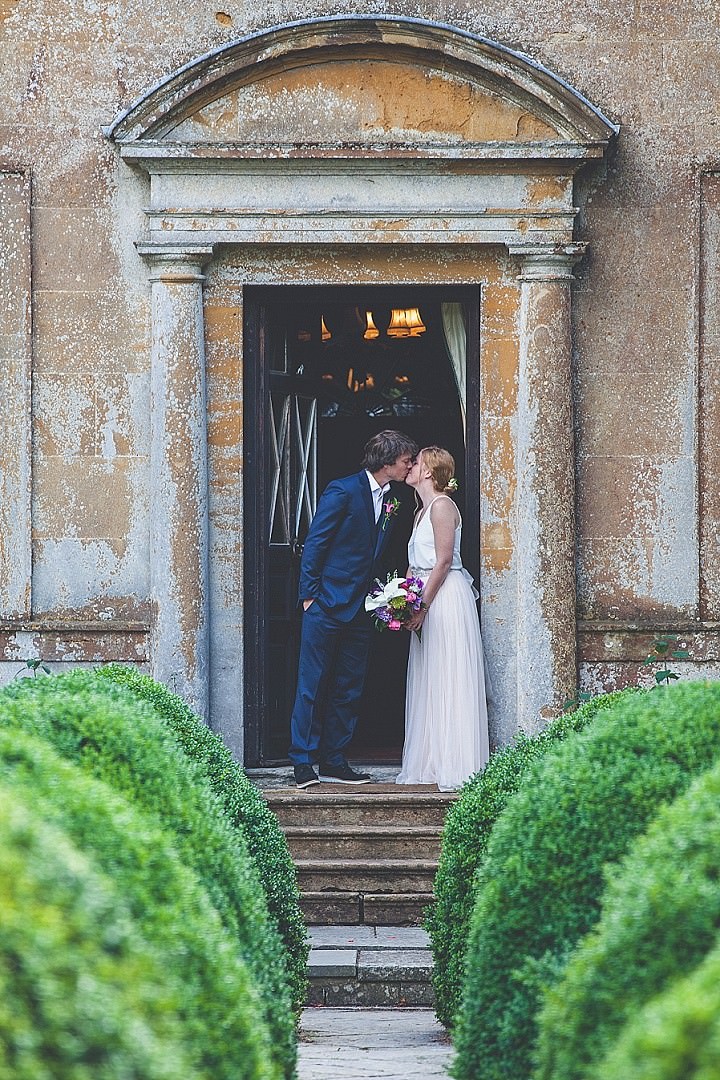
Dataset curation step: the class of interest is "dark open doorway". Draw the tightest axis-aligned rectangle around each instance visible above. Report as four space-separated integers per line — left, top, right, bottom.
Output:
243 285 479 766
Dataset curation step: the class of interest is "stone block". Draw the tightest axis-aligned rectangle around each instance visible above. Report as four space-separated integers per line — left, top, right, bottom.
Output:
300 891 362 925
308 949 357 978
363 893 434 927
358 949 433 982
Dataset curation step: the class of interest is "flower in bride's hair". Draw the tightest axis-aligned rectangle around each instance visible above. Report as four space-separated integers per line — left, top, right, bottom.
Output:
447 477 459 492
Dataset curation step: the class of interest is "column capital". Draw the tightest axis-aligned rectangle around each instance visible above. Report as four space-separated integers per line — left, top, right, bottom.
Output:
136 242 215 283
509 242 587 282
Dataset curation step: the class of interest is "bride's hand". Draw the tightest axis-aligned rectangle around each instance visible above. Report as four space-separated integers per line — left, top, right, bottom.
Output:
405 607 427 632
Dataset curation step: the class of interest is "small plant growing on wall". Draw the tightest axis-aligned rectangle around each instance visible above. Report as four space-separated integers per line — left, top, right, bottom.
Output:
642 634 690 687
14 658 51 678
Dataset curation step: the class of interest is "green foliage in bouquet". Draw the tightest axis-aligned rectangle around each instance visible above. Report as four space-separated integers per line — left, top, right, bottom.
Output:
535 755 720 1080
0 783 193 1080
0 671 295 1079
95 663 308 1014
427 690 636 1029
452 681 720 1080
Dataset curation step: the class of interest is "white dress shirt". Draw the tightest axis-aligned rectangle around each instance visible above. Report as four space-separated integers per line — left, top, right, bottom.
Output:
365 470 390 524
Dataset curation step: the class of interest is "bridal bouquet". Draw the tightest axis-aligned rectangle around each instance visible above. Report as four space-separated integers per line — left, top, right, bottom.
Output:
365 572 425 632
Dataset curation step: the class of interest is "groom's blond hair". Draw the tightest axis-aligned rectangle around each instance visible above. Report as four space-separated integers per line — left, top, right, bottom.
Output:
421 446 455 493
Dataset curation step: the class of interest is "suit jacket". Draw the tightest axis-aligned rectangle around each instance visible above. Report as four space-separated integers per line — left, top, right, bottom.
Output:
298 470 400 622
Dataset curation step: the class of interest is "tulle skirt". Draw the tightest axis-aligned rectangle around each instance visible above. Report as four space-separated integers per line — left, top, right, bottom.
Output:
396 568 490 791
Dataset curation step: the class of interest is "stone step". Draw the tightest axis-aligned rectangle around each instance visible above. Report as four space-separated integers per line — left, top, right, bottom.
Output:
306 924 435 1007
284 824 443 860
296 858 438 894
264 788 456 828
301 890 434 926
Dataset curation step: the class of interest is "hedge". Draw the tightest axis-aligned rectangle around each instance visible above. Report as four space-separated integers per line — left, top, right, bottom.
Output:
95 663 308 1013
0 728 278 1080
0 782 194 1080
0 672 295 1079
427 691 635 1029
534 755 720 1080
599 939 720 1080
452 681 720 1080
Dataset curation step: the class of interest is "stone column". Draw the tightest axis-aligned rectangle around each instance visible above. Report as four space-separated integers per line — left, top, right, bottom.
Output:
512 244 585 731
138 244 214 721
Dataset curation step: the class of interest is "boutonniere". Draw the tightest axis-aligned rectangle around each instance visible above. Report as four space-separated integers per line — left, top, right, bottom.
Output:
381 497 401 530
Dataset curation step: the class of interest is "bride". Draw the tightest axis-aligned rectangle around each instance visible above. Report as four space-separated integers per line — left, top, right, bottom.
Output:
396 446 490 791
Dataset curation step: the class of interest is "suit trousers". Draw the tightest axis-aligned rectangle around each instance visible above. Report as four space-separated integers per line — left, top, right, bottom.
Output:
289 601 373 766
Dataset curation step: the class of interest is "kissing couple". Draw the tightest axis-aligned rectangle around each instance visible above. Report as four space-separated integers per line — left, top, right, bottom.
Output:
289 429 490 791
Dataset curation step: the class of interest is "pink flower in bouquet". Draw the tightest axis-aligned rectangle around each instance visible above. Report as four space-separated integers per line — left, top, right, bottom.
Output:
388 619 402 630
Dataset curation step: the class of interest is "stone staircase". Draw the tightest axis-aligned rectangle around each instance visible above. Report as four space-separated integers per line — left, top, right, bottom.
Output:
307 924 435 1006
263 783 456 926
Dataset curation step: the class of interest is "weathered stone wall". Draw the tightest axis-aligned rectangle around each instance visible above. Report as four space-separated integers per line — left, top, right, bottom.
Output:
1 1 719 752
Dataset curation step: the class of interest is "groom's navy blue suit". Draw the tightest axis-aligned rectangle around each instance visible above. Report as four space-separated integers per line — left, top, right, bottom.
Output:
289 470 398 766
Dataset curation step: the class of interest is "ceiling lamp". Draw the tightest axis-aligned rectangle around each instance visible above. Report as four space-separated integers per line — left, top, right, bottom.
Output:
363 311 380 340
386 307 426 338
321 315 331 341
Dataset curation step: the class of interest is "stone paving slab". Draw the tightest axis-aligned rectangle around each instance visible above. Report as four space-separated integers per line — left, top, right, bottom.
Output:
309 925 378 948
309 925 429 949
298 1007 452 1079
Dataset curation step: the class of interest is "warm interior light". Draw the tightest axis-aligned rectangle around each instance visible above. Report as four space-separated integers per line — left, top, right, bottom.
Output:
346 366 374 393
386 307 426 338
363 311 380 340
321 315 331 341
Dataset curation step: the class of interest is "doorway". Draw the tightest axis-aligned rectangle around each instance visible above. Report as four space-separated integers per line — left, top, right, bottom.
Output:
243 285 480 766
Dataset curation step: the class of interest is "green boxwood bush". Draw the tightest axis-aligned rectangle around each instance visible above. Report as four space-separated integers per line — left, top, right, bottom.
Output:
428 691 635 1029
0 671 295 1079
0 728 278 1080
95 663 308 1013
599 940 720 1080
0 782 194 1080
534 755 720 1080
452 681 720 1080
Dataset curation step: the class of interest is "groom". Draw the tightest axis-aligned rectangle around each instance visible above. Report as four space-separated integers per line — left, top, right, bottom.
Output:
289 429 419 788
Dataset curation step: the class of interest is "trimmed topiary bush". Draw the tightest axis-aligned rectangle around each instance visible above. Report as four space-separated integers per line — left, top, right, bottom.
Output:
0 728 279 1080
452 681 720 1080
95 663 308 1013
534 755 720 1080
598 940 720 1080
0 783 194 1080
428 691 636 1029
0 671 295 1079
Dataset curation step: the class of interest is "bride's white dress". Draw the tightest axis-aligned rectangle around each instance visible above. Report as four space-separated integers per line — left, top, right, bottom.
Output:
396 495 490 791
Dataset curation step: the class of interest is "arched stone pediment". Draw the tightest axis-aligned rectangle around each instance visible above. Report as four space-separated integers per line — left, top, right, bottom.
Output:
106 16 617 149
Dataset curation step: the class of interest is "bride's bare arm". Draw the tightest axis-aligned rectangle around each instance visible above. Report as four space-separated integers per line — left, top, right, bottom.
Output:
405 498 458 630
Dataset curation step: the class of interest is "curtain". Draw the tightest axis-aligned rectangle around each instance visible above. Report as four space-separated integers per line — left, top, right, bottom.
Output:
441 301 466 438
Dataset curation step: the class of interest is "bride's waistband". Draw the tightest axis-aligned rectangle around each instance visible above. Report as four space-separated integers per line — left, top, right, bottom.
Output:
410 566 463 574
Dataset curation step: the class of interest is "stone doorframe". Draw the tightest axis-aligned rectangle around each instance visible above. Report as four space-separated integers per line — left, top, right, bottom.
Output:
106 16 617 744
